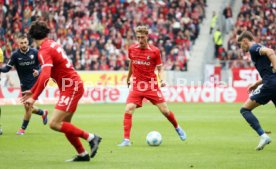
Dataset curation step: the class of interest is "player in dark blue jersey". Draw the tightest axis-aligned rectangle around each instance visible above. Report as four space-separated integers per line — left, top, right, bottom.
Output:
0 34 48 135
238 31 276 151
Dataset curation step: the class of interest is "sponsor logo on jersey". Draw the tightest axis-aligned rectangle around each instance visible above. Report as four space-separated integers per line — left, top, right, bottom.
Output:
133 60 150 66
19 60 35 66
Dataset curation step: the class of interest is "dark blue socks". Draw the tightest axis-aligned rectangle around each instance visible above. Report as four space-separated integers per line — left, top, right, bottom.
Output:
21 120 29 130
35 109 44 116
240 108 264 136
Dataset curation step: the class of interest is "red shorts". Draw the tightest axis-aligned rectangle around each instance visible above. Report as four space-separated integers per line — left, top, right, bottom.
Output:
55 83 84 113
126 88 165 108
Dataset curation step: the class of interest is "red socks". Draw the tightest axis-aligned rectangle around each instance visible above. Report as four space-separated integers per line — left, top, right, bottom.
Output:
165 111 178 128
65 133 85 154
123 111 177 140
60 122 89 140
123 113 132 139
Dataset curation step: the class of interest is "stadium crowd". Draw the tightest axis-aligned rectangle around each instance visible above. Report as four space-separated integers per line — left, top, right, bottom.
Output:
220 0 275 69
0 0 206 71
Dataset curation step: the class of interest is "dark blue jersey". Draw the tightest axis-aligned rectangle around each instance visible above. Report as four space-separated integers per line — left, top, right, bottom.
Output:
7 48 40 90
249 44 276 82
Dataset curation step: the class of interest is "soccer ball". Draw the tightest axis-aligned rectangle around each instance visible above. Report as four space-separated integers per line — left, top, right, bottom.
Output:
146 131 162 146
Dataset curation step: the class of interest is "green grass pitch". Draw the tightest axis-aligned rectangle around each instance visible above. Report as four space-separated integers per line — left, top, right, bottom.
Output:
0 103 275 169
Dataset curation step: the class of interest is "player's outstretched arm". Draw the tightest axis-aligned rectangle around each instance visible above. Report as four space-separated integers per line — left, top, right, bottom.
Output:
0 65 12 73
31 66 52 100
0 52 15 73
21 90 33 105
260 47 276 71
21 91 35 110
248 79 262 93
0 50 12 73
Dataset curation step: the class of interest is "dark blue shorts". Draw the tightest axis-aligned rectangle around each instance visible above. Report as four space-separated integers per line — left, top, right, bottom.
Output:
21 84 33 93
21 79 36 92
250 84 276 106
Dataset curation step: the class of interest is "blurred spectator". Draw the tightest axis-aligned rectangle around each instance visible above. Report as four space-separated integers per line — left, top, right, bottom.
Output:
223 3 233 34
0 0 206 71
222 0 275 69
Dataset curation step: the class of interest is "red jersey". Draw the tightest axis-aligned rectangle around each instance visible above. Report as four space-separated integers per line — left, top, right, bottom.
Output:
31 39 82 100
128 44 162 91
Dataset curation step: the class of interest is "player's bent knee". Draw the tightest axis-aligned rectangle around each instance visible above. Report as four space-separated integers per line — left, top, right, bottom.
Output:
49 119 59 131
125 105 136 113
49 121 56 130
125 108 134 114
161 109 170 116
240 107 251 114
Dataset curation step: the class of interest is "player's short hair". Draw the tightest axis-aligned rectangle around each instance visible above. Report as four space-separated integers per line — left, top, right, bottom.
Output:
135 25 149 35
17 33 28 39
28 21 50 40
238 31 254 42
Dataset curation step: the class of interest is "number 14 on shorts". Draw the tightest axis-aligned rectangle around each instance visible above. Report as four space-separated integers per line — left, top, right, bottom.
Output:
58 96 71 106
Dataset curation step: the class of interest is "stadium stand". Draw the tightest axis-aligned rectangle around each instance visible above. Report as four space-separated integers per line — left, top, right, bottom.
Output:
221 0 275 69
0 0 206 71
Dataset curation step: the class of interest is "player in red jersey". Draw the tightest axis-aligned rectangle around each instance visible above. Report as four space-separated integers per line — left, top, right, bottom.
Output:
118 25 187 146
21 21 102 162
